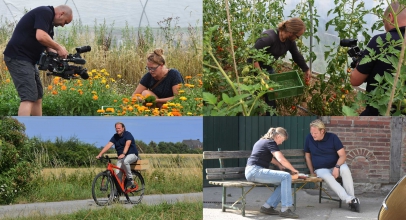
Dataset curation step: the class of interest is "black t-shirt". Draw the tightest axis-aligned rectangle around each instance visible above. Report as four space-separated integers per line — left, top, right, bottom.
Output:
247 138 280 168
356 27 405 115
109 131 138 156
252 29 309 72
356 27 405 93
3 6 55 64
139 68 184 98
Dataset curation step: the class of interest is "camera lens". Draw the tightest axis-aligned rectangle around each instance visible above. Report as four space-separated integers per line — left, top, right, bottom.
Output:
76 46 91 53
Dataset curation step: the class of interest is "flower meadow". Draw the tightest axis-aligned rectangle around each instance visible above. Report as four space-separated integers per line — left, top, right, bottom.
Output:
0 65 203 116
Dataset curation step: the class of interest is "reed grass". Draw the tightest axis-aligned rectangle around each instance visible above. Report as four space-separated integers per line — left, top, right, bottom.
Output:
15 154 202 203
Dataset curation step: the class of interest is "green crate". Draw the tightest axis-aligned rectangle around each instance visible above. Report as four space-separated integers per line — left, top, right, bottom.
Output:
267 70 304 100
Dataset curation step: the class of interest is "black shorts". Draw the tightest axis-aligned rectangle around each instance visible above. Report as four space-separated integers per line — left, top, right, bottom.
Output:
4 56 43 102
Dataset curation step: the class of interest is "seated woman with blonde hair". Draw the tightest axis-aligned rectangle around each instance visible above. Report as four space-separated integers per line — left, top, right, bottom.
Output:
132 48 184 107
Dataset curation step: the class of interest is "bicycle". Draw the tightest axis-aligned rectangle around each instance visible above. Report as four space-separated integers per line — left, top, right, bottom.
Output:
92 155 145 206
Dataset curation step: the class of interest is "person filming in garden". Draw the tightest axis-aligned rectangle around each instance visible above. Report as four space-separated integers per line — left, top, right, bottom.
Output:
350 2 406 116
249 17 311 114
96 122 139 188
3 5 73 116
132 48 184 108
245 127 300 219
304 119 360 212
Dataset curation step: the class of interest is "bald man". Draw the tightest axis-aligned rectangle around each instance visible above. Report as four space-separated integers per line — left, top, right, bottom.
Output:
350 2 406 116
3 5 73 116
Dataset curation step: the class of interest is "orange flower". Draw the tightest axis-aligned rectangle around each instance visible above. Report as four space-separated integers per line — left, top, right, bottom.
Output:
122 98 129 104
172 111 182 116
97 109 105 113
5 79 10 83
53 77 60 85
78 89 83 95
92 95 98 100
162 104 168 109
61 85 67 91
52 90 58 95
106 108 115 113
113 99 117 103
185 76 192 80
146 102 153 107
47 85 53 90
128 106 134 111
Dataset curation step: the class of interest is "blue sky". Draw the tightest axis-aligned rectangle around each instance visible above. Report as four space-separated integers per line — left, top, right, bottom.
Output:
13 116 203 148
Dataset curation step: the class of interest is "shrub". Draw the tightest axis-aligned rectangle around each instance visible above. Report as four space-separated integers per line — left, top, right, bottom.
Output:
0 117 41 204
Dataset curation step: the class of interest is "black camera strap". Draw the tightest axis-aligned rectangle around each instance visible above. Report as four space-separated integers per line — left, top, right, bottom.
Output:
150 74 167 91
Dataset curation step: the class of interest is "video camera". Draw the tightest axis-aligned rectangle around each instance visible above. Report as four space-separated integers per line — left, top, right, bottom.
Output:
340 39 363 68
38 46 91 80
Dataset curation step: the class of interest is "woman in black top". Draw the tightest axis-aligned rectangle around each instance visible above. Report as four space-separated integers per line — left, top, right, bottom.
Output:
251 18 310 114
132 48 183 107
245 127 300 218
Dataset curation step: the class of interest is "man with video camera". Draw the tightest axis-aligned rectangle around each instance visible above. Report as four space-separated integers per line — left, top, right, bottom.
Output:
350 2 406 116
3 5 73 116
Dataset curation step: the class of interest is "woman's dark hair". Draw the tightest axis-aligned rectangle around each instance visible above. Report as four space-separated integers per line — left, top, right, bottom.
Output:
277 17 306 35
147 48 166 65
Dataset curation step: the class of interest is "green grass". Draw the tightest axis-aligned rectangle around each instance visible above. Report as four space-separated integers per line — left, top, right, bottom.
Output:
3 201 203 220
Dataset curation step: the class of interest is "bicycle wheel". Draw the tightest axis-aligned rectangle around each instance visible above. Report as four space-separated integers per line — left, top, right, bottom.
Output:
125 170 145 204
92 171 115 206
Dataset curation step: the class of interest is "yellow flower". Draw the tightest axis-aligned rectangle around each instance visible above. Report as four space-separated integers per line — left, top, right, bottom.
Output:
179 96 187 101
92 95 98 100
167 112 174 116
97 109 105 113
168 103 176 106
186 84 195 88
106 108 115 113
5 79 10 83
187 112 193 115
91 69 97 73
101 68 107 73
128 106 134 111
88 72 93 77
113 99 117 103
110 78 116 82
91 91 97 94
101 79 107 84
117 74 122 79
179 90 185 94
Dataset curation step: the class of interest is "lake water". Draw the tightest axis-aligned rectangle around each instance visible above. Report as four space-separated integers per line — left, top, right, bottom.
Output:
13 116 203 148
0 0 202 28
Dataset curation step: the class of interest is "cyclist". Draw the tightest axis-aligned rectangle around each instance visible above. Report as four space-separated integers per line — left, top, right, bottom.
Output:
96 122 139 188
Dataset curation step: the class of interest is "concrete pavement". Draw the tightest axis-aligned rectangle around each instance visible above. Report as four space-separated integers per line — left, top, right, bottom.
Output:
203 186 385 220
0 192 202 219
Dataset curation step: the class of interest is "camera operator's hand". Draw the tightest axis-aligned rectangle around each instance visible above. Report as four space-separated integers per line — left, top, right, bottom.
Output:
56 46 69 59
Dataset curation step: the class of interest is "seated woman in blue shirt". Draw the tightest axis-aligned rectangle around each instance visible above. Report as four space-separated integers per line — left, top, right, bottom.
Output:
132 48 184 107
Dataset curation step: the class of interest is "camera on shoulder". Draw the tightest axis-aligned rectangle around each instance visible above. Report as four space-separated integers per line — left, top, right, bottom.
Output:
38 46 91 80
340 39 363 68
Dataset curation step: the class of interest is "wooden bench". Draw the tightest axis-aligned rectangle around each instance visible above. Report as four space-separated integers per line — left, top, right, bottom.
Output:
203 149 341 216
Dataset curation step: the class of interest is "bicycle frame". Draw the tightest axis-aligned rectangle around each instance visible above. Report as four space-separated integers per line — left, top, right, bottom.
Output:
105 158 139 194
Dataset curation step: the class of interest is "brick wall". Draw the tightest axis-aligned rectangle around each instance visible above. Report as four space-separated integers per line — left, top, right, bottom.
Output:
321 116 392 185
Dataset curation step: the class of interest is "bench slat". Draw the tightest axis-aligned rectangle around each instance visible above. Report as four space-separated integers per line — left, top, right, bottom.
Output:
203 151 252 159
206 167 245 174
206 173 245 180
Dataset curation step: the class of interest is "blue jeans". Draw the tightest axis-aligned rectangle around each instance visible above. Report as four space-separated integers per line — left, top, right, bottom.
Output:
315 163 355 203
245 165 293 208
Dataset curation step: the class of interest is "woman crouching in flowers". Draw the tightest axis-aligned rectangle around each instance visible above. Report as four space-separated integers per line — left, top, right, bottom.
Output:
132 48 184 108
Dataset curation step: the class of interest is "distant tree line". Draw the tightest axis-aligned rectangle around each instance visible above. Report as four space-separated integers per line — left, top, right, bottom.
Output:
28 136 202 167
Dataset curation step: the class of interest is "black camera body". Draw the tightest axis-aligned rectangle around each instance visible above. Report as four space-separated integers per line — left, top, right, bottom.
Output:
340 39 363 68
38 46 91 80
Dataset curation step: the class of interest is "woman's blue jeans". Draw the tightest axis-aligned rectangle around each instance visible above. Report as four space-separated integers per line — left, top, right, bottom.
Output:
245 165 293 208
